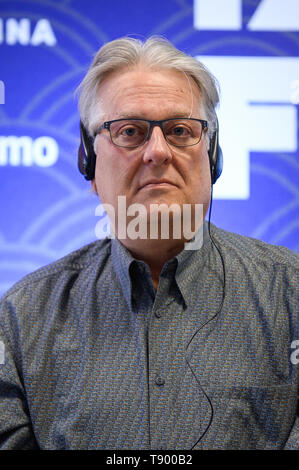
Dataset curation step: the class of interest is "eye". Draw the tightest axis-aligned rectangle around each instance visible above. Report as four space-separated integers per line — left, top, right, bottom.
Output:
121 126 138 137
167 124 193 138
117 124 145 138
171 125 191 136
111 120 148 146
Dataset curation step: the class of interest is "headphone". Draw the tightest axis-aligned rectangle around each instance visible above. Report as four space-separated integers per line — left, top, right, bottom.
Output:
78 118 223 184
207 117 223 185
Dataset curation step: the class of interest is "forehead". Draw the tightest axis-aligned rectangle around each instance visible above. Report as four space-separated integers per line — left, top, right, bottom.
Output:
97 65 203 120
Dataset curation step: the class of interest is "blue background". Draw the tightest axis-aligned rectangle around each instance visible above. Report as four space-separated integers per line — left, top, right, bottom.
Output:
0 0 298 296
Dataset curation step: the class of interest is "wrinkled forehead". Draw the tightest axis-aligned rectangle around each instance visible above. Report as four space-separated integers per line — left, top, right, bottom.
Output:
96 64 205 119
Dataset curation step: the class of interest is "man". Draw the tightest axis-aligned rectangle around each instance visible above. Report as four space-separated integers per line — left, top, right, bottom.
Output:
0 37 298 450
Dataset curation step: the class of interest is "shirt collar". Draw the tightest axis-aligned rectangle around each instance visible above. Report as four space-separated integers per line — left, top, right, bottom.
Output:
111 221 212 310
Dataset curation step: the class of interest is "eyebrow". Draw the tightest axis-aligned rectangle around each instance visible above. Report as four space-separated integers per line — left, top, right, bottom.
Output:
114 112 192 120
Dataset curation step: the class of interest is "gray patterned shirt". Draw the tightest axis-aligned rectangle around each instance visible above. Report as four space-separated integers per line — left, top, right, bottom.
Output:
0 223 298 449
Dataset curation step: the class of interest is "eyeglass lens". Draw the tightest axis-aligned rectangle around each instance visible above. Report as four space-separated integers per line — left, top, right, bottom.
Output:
109 119 203 148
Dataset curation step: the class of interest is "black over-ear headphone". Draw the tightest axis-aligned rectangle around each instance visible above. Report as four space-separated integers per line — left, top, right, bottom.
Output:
208 117 223 184
78 118 223 184
78 122 96 181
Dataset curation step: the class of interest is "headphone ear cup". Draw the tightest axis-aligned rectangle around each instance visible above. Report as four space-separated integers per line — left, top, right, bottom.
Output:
208 119 223 184
213 144 223 184
78 121 97 180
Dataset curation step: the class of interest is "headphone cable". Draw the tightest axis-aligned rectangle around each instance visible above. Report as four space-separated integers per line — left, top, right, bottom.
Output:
185 185 226 449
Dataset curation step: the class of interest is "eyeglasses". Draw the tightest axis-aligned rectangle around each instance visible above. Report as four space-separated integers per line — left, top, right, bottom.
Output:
95 118 208 148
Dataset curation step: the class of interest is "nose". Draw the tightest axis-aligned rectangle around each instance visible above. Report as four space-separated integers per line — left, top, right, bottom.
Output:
142 125 173 166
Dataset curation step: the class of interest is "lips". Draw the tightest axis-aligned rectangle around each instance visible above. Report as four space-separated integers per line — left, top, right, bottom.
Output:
139 179 177 190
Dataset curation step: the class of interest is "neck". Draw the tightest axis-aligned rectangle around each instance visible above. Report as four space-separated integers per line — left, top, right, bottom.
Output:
119 237 187 290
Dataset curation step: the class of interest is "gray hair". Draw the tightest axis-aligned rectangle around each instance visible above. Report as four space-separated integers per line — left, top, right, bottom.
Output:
77 36 220 139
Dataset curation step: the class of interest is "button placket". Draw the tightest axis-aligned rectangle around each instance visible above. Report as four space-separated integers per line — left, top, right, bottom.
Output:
153 298 174 319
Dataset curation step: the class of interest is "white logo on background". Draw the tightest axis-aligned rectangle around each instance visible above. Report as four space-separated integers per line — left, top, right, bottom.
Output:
0 136 59 167
290 80 299 105
197 57 299 199
0 18 56 46
194 0 299 31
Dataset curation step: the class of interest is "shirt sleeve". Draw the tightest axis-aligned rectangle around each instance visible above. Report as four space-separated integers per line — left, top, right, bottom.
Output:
0 297 39 449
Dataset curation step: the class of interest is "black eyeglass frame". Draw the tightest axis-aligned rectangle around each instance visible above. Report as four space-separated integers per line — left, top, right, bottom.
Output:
95 117 208 148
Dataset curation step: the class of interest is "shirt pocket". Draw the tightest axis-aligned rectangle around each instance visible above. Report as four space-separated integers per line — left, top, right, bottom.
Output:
198 383 298 449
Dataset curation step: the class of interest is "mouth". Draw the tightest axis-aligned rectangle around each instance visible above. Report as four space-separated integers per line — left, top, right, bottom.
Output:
138 179 178 191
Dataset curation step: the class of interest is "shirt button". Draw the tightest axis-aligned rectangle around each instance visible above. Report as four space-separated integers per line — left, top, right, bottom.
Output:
155 376 165 386
155 311 162 318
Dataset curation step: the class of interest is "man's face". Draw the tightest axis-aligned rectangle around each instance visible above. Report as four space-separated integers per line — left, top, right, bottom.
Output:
92 65 211 235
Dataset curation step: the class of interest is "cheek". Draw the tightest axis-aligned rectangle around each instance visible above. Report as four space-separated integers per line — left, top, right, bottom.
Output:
182 148 210 182
93 147 139 203
92 153 115 203
184 151 211 203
